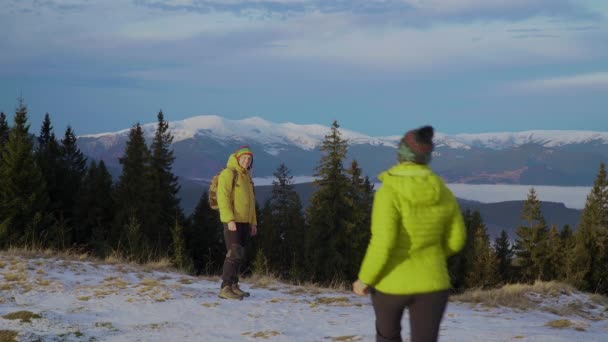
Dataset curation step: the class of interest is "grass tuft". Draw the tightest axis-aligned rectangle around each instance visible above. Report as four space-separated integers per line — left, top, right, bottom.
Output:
2 310 41 323
0 330 19 342
453 281 574 310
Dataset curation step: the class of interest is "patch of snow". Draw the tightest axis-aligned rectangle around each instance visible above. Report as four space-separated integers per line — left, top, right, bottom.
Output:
1 255 607 341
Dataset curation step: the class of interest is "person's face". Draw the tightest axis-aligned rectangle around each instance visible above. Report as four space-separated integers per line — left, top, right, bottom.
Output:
238 154 252 169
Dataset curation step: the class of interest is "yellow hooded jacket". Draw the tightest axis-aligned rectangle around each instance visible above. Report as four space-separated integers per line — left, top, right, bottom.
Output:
217 153 257 225
358 162 466 295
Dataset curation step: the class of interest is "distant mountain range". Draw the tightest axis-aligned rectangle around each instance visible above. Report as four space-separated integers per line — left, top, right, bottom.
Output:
76 115 596 233
78 115 608 187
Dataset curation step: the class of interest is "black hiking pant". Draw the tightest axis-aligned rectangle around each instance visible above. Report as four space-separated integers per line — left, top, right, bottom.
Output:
371 289 449 342
220 222 251 289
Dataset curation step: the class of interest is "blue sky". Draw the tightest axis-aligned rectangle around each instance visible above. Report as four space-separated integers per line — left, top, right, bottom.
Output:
1 0 607 136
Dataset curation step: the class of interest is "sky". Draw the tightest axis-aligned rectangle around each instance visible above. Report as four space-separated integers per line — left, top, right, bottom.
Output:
1 253 607 341
1 0 608 136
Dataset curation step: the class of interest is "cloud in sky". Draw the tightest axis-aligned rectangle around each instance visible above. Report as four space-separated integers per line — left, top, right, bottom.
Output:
1 0 607 135
510 71 608 93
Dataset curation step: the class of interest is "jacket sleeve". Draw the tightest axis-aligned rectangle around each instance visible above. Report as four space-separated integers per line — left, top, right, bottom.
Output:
444 190 466 256
252 177 258 226
217 169 236 223
358 185 400 286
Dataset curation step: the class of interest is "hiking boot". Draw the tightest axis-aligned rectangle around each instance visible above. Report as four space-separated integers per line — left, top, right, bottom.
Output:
218 286 243 300
232 283 250 297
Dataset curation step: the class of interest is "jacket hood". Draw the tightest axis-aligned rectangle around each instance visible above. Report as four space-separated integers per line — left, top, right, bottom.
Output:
378 162 441 205
226 153 247 173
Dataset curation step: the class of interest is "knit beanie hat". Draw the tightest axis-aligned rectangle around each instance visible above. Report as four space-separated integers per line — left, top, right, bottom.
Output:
398 126 434 164
234 145 254 167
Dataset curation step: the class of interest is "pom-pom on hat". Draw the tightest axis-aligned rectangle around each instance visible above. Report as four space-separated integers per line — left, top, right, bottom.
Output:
398 126 434 164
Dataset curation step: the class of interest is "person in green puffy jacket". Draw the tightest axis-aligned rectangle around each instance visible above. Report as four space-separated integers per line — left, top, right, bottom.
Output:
217 145 258 300
353 126 466 342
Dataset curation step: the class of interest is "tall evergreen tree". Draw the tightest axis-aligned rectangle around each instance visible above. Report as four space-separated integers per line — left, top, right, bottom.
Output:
448 209 480 291
344 160 374 279
493 229 514 284
465 215 498 288
171 219 191 272
74 160 115 256
113 123 151 259
514 187 550 282
0 112 10 156
259 163 306 278
305 121 351 283
148 110 182 256
545 225 566 281
34 114 63 246
558 224 576 284
48 125 87 249
187 191 224 275
0 98 48 247
569 163 608 293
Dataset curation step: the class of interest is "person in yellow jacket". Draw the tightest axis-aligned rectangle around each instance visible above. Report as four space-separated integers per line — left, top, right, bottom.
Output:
217 145 258 300
353 126 466 342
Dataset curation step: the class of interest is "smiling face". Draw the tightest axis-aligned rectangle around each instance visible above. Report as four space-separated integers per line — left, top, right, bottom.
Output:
238 154 252 169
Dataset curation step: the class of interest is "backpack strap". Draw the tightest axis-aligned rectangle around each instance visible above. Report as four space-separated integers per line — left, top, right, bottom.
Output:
228 168 238 209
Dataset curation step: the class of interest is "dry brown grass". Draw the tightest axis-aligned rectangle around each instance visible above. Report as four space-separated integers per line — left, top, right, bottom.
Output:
36 278 51 286
331 335 363 341
453 281 574 310
545 319 588 331
1 248 185 278
178 278 193 284
2 310 41 323
3 272 26 282
242 330 281 339
545 319 573 328
0 330 19 342
589 293 608 308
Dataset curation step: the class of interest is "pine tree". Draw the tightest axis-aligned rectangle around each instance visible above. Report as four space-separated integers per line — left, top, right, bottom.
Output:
514 187 550 282
545 225 566 281
0 98 48 247
493 229 513 284
0 112 10 155
559 224 576 283
187 191 224 275
171 219 191 272
113 123 152 259
148 110 182 256
74 160 115 257
569 163 608 293
34 114 64 248
259 163 306 278
448 209 480 291
305 121 351 283
344 160 374 280
465 216 498 288
35 114 61 214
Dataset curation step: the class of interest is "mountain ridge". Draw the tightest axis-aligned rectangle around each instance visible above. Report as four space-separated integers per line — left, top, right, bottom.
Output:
77 115 608 187
80 114 608 151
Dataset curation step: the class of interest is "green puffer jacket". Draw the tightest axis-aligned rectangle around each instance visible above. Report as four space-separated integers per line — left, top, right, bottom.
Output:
217 153 257 225
358 162 466 295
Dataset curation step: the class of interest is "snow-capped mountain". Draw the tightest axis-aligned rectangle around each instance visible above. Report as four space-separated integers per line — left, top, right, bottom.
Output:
82 115 608 152
77 115 608 187
82 115 401 154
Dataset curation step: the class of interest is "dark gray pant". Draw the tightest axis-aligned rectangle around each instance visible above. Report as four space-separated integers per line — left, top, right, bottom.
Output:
220 222 250 288
371 289 449 342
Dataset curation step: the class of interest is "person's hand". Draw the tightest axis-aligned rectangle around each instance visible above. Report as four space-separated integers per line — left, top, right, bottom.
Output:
251 225 257 236
352 279 370 296
228 221 237 231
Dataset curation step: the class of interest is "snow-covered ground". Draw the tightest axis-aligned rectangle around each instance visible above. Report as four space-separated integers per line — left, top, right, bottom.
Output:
1 254 607 341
